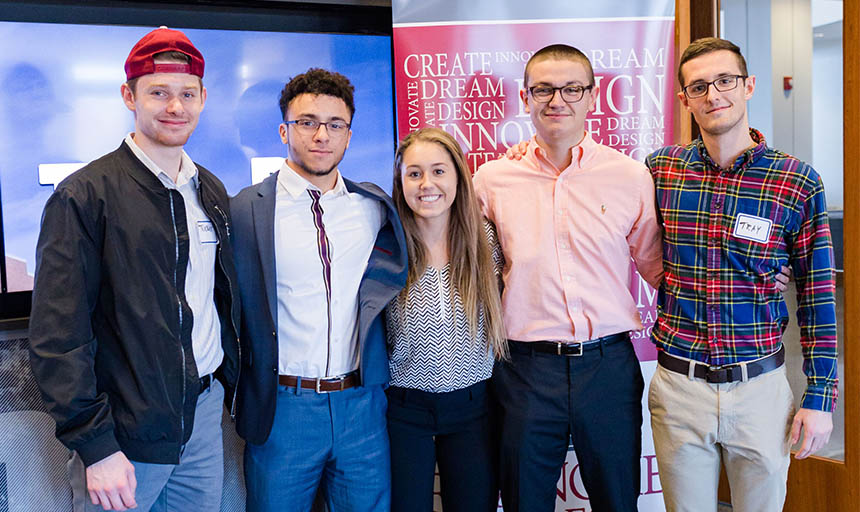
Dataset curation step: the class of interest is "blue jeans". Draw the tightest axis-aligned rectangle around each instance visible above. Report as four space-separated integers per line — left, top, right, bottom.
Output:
244 384 390 512
70 378 225 512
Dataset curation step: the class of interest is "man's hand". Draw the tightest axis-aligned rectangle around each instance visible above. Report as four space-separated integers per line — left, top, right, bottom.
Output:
502 140 530 160
86 451 137 510
774 265 791 292
790 408 833 459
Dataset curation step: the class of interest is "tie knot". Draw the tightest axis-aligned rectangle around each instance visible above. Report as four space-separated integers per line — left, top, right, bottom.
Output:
308 189 322 202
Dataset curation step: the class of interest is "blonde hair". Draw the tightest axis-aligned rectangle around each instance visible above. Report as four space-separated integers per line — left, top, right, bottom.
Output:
392 127 508 360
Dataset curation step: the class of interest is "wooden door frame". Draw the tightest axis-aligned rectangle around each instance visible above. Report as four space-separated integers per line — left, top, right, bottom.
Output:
675 0 857 509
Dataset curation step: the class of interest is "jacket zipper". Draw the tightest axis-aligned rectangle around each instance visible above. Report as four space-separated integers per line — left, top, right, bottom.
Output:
211 201 241 418
214 203 231 238
169 192 187 444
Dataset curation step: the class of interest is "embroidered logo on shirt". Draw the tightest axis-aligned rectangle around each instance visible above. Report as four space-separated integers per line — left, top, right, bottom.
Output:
197 220 218 244
732 213 772 244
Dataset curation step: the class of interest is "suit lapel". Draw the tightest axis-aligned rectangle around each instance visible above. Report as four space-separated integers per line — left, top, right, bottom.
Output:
252 172 279 330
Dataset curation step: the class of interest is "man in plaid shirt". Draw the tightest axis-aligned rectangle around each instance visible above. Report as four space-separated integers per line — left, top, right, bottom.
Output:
645 37 837 511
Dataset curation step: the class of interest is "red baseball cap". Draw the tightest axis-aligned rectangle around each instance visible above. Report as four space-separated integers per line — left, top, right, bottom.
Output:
124 27 204 81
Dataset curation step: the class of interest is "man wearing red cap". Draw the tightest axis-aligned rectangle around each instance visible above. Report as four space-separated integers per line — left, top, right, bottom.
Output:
29 27 240 511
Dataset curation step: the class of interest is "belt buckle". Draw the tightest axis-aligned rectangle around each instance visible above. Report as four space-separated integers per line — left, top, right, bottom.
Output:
555 341 583 357
706 364 740 383
315 376 345 394
315 377 331 394
705 365 725 383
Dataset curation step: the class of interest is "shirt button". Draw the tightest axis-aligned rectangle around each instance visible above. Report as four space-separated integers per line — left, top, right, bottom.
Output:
560 242 568 249
564 275 572 282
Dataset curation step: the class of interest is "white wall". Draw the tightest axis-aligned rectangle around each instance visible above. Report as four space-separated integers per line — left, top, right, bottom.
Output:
771 0 813 163
722 0 842 209
722 0 775 140
812 29 844 209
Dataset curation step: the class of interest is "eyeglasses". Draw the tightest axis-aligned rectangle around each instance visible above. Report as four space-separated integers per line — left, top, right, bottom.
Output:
682 75 747 98
284 118 351 136
528 84 593 103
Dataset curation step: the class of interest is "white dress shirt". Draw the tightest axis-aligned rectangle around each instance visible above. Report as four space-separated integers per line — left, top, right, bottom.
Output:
125 134 223 376
274 162 385 378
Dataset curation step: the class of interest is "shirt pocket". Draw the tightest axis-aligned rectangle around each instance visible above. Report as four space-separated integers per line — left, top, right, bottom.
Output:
724 199 787 277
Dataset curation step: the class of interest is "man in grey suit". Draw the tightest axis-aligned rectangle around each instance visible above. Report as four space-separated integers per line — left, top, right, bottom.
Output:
230 67 407 512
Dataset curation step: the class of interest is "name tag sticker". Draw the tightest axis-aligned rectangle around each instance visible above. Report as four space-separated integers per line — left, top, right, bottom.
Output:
732 213 772 244
197 220 218 244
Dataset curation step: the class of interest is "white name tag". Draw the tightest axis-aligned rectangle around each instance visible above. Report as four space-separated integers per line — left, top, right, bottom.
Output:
732 213 772 243
197 220 218 244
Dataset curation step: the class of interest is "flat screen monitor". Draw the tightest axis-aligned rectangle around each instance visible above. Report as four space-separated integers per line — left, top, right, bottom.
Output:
0 4 395 319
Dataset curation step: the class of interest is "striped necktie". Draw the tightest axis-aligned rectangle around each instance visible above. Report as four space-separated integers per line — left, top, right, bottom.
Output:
308 189 333 376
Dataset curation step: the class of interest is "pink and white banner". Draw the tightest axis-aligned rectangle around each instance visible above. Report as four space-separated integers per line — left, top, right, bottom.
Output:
392 1 675 510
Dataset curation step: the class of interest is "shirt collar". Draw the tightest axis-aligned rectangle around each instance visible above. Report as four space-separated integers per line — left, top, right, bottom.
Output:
124 133 198 188
277 160 347 199
696 128 768 173
529 130 596 172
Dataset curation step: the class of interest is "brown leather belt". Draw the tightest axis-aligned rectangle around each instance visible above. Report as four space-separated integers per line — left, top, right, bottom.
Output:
278 371 359 393
658 346 785 384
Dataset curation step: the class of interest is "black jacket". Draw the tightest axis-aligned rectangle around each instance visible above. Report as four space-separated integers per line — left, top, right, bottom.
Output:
28 141 241 466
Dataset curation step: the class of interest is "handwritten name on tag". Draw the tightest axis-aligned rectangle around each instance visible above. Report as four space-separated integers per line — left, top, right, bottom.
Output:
732 213 772 244
197 220 218 244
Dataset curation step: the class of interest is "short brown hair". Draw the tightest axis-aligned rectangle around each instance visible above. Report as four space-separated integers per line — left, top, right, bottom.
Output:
678 37 748 86
125 51 201 95
524 44 594 87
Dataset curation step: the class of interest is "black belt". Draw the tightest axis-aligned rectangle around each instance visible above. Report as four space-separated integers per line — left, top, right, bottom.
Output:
510 332 628 357
657 345 785 384
198 374 212 395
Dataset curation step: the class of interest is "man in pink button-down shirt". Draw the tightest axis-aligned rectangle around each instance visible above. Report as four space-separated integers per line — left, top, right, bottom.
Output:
474 44 663 512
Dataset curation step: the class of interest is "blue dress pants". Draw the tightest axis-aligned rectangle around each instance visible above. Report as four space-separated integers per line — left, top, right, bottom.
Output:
493 336 644 512
244 384 390 512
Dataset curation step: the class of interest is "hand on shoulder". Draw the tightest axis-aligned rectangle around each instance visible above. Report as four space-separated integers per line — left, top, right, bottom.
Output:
500 140 530 161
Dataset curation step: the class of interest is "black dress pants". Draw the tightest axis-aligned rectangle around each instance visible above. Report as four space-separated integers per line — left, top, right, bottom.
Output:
493 335 644 512
386 379 498 512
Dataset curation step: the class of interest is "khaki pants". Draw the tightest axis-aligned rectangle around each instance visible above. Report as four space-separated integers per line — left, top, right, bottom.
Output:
648 362 795 512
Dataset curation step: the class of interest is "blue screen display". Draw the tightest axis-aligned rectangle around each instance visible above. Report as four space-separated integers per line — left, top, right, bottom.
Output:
0 22 395 291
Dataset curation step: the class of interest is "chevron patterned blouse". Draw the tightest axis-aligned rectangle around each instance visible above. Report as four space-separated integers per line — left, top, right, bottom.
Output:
385 221 503 392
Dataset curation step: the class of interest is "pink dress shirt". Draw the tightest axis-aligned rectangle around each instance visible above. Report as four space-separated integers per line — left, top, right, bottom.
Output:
473 134 663 342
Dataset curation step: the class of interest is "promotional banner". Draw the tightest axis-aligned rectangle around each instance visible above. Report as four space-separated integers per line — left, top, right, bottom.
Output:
392 1 674 510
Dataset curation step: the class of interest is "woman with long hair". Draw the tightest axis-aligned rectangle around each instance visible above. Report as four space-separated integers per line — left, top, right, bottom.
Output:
385 127 507 512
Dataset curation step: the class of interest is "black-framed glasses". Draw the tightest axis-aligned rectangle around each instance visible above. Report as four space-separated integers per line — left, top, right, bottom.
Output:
528 84 593 103
682 75 748 98
284 118 351 136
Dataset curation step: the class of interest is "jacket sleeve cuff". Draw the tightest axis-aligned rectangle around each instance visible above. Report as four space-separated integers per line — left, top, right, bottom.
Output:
75 430 123 467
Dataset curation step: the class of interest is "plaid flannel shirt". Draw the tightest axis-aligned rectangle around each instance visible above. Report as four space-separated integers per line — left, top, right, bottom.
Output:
646 129 838 412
